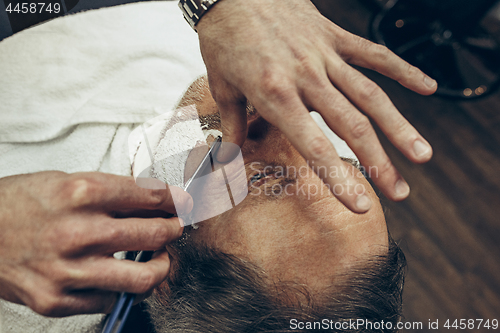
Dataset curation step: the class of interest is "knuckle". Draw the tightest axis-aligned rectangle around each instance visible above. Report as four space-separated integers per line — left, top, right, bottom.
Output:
392 117 411 137
336 32 358 59
220 119 247 139
50 262 73 285
260 71 294 104
297 58 319 79
347 115 373 140
355 36 378 55
358 79 382 101
147 190 167 209
149 223 170 247
292 45 310 64
404 62 419 77
133 269 157 294
358 37 375 51
102 225 125 245
307 135 333 161
373 43 391 60
395 62 420 83
293 51 329 90
378 157 395 177
213 92 246 110
206 81 224 103
268 84 294 104
64 176 102 208
304 69 328 90
359 42 391 64
31 291 62 316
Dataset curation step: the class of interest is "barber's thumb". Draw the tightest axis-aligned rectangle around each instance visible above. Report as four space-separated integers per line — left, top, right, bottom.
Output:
168 186 193 215
217 101 248 163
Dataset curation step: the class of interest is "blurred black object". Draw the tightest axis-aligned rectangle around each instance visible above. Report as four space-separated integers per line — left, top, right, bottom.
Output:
371 0 500 99
121 302 155 333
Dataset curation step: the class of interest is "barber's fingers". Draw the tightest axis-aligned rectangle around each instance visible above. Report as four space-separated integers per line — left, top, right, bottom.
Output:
69 173 193 215
27 251 172 316
207 74 249 162
218 99 249 162
82 216 183 254
69 250 172 295
303 71 408 201
29 282 153 316
339 34 438 95
327 56 432 165
253 90 372 213
27 288 118 317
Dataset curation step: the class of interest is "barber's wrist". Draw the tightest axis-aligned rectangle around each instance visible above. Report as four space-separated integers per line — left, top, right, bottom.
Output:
179 0 227 31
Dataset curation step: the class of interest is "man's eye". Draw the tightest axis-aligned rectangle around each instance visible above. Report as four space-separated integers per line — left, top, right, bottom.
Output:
250 173 265 184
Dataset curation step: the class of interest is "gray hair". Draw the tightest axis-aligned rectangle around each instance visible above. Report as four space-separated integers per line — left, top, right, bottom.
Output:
146 236 406 333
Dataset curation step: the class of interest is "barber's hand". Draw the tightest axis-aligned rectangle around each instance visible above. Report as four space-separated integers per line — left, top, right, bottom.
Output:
197 0 436 213
0 171 192 317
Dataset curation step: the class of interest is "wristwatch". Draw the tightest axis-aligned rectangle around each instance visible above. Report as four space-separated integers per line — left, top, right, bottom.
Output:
178 0 222 31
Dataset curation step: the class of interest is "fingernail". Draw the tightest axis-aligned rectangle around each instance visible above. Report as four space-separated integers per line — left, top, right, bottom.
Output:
178 218 185 228
424 75 437 88
395 179 410 198
180 195 194 215
356 194 372 212
413 140 431 158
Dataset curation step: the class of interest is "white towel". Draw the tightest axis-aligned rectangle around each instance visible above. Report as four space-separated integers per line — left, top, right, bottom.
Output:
0 1 206 332
0 303 104 333
311 111 358 161
0 1 205 144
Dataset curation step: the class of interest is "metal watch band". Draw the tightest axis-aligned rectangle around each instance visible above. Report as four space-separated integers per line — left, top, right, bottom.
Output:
178 0 222 31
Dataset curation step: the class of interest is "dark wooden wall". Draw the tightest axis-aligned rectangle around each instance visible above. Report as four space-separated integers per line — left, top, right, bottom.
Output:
312 0 500 331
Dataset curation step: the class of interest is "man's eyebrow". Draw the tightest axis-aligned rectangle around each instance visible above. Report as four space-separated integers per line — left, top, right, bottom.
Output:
196 101 363 178
199 102 257 130
340 157 360 169
340 157 369 179
199 109 362 174
199 113 221 130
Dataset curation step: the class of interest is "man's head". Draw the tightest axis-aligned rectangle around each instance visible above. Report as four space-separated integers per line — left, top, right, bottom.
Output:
146 76 406 332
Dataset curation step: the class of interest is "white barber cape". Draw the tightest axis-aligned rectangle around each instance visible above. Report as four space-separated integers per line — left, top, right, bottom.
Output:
0 1 356 332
